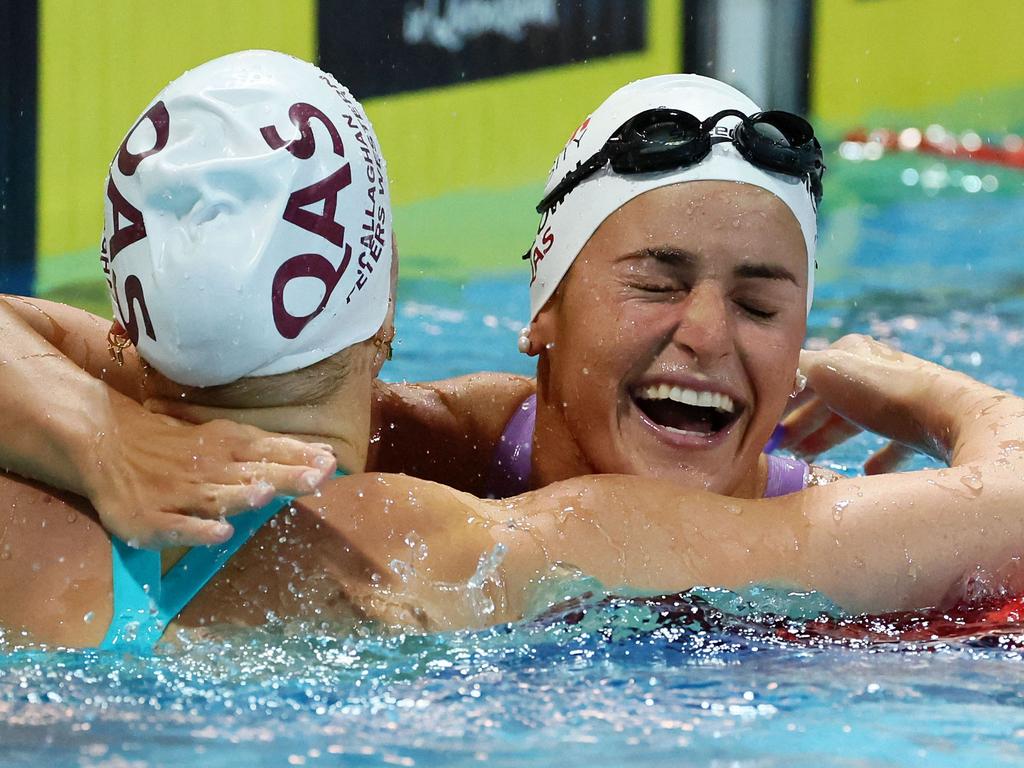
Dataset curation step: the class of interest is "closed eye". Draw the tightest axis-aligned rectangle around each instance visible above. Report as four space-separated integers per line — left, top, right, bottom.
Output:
737 301 777 320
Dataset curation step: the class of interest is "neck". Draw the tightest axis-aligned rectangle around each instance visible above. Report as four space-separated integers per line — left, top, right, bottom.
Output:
531 364 598 488
532 397 598 487
273 375 371 474
145 363 373 475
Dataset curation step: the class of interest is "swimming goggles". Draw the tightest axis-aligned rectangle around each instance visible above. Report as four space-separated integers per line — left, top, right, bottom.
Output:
536 108 825 214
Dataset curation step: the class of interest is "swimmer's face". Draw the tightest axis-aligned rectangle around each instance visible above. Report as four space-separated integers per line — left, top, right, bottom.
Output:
534 181 808 496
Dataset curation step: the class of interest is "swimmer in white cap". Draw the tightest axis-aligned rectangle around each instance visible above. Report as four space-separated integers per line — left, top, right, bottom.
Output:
5 70 1024 642
0 49 400 649
509 74 825 498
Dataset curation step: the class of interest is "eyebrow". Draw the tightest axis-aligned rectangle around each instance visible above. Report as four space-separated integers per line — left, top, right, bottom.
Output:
734 263 799 285
621 247 699 266
623 247 799 285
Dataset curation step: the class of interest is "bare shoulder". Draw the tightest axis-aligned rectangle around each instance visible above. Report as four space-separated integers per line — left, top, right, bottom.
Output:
287 472 507 629
380 372 534 433
370 373 536 491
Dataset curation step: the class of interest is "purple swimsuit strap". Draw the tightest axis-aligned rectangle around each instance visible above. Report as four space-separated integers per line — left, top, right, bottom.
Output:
763 453 809 498
486 394 808 498
485 394 538 498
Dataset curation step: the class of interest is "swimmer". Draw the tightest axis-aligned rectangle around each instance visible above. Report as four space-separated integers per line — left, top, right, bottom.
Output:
4 67 1024 646
0 50 398 648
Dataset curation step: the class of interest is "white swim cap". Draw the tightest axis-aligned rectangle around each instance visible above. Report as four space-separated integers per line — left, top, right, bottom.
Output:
527 74 818 319
101 50 392 387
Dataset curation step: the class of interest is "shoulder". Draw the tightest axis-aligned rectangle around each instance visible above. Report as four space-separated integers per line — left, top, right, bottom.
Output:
380 372 534 425
369 374 536 490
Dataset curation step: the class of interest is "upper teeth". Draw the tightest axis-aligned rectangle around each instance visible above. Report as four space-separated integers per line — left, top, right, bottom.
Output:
638 384 735 413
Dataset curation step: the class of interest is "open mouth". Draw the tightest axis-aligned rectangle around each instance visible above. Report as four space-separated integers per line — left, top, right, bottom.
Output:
632 384 741 436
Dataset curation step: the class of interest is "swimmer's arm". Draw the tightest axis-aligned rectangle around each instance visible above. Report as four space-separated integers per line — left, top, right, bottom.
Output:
312 473 819 630
0 295 147 395
506 440 1024 617
0 295 337 547
322 406 1024 631
367 374 536 492
0 295 144 497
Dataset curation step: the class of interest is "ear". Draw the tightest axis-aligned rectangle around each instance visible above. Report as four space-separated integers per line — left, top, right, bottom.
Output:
525 294 559 357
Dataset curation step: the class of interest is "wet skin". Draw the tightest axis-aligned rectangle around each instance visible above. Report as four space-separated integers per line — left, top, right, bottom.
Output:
530 180 809 497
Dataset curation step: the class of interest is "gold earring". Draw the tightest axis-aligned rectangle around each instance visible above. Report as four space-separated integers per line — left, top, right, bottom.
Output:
107 321 131 366
374 331 394 361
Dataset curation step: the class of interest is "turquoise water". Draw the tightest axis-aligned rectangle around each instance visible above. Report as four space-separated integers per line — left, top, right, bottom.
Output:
4 167 1024 766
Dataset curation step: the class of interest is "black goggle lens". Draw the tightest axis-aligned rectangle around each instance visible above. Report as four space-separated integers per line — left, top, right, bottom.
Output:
609 110 706 173
630 110 703 144
743 111 815 149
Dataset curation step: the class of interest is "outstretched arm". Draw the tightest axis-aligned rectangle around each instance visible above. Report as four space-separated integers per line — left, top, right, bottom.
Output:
0 296 337 547
313 338 1024 629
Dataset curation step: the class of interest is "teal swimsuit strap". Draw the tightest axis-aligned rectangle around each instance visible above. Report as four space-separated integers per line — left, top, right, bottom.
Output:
100 468 348 654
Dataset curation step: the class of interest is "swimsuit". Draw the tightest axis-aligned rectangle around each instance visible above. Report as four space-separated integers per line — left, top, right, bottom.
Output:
100 469 346 654
486 394 808 498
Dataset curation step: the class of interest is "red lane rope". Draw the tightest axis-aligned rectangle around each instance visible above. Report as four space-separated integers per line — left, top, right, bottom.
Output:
843 126 1024 169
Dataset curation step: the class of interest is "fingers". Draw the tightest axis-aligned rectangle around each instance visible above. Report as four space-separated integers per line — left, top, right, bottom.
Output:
242 436 337 471
778 397 834 450
147 515 235 549
202 480 292 517
231 459 337 497
780 398 863 459
107 511 235 550
864 441 917 475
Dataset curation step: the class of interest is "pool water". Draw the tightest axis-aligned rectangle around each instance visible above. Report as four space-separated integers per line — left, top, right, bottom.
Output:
4 160 1024 766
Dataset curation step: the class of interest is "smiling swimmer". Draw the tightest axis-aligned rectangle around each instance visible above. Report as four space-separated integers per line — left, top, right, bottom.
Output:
492 75 824 498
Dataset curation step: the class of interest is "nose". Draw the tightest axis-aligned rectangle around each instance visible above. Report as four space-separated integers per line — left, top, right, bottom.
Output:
670 281 732 363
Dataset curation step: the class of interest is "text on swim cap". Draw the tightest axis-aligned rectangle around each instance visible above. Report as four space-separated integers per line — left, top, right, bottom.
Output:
528 219 554 286
261 102 356 340
102 101 169 345
317 75 389 307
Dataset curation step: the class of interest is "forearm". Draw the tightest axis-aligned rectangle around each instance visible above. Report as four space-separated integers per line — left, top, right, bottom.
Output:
500 464 1024 616
938 373 1024 466
794 458 1024 612
0 300 119 496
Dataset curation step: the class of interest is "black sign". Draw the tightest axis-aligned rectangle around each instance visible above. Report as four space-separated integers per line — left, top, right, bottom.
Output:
318 0 647 98
0 0 37 294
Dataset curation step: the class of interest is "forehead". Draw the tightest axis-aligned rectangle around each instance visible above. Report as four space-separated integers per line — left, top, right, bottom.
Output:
583 180 807 274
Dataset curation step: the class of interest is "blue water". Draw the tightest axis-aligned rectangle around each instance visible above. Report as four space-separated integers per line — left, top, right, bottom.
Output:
4 166 1024 766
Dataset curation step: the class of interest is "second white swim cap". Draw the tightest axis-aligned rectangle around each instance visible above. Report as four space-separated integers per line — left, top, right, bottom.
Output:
101 50 392 387
527 74 818 319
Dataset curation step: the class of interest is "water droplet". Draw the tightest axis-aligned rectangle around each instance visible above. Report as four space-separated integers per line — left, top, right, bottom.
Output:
389 558 414 583
832 499 851 521
961 474 984 493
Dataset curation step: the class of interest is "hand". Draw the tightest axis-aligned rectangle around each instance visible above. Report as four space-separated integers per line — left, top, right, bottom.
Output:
84 399 337 549
778 334 937 472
